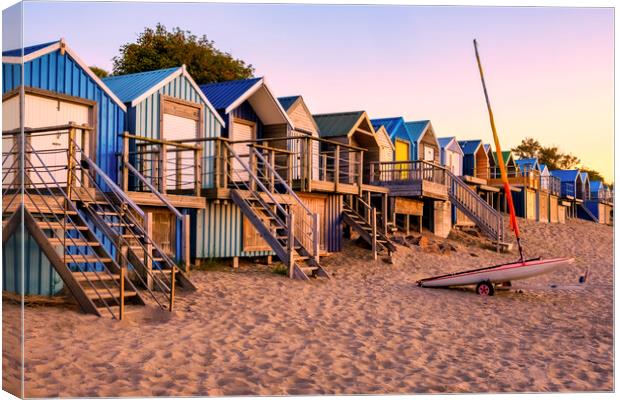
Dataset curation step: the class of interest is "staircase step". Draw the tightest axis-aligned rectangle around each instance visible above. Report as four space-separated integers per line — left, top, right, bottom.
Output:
30 209 78 216
66 255 112 264
84 287 137 300
73 271 120 281
37 221 89 230
48 238 100 247
108 222 136 227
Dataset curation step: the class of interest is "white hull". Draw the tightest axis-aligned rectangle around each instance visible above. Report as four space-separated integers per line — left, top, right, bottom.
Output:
419 258 575 288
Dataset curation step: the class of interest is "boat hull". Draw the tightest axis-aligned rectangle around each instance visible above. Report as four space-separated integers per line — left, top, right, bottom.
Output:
419 257 575 288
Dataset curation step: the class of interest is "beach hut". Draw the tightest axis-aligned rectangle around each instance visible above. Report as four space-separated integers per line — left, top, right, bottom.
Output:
374 125 395 163
102 65 225 259
437 136 464 176
2 39 127 296
277 95 348 253
370 116 416 167
585 181 613 225
458 140 489 181
404 120 441 164
550 169 584 219
540 164 560 223
313 111 381 184
196 77 293 263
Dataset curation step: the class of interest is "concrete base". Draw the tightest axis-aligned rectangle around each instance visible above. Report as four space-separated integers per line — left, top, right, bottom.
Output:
432 200 452 238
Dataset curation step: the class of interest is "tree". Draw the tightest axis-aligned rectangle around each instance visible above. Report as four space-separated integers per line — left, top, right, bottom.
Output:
112 24 254 84
90 66 109 78
512 137 541 159
579 167 606 183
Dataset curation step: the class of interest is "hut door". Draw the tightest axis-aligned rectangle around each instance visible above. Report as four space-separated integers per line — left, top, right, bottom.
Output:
162 97 201 191
231 119 255 182
242 216 270 252
424 145 435 162
395 140 410 179
3 93 91 188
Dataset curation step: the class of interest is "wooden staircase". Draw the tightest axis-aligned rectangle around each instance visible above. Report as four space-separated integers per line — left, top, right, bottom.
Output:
2 127 183 318
224 143 328 280
445 170 506 246
342 195 396 259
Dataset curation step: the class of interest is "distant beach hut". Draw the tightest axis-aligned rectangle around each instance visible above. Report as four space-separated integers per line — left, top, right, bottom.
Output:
374 125 395 163
437 137 463 176
370 116 415 165
404 120 440 164
458 140 489 181
585 181 613 225
550 169 584 219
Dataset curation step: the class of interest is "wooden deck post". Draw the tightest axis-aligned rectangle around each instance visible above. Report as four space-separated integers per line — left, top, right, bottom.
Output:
119 266 125 320
371 207 377 261
269 150 276 192
322 153 328 181
144 212 153 290
313 212 320 265
334 145 340 192
169 266 176 311
306 137 313 191
382 193 389 234
182 214 191 273
249 147 256 191
66 126 76 201
214 140 221 188
81 127 91 189
287 213 295 279
194 146 202 197
357 151 364 195
122 134 129 191
160 143 167 194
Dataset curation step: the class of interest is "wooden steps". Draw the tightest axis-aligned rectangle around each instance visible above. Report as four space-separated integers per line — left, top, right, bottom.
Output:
342 200 396 255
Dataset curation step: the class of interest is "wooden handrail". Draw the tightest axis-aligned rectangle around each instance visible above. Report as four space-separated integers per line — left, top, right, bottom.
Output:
122 133 201 150
3 122 94 136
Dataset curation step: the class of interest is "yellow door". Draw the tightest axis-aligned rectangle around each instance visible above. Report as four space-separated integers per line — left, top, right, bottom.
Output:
395 139 410 179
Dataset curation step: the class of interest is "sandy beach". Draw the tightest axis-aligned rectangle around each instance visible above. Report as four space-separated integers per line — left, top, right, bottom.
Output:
2 218 613 396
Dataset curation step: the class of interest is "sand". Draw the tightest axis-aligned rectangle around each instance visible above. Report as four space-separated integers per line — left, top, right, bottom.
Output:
2 218 613 396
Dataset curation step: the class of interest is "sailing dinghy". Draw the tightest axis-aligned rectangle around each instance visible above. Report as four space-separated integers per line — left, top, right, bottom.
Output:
417 39 574 295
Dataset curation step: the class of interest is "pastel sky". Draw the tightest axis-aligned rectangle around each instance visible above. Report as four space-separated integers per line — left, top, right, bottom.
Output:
3 2 614 181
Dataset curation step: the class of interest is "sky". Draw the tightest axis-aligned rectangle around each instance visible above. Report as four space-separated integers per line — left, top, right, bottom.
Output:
3 2 614 181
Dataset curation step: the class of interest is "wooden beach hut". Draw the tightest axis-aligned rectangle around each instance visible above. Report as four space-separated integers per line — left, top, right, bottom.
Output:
458 140 490 182
1 40 185 317
437 136 464 176
550 169 584 219
2 39 126 298
102 65 225 262
404 120 441 164
374 125 395 163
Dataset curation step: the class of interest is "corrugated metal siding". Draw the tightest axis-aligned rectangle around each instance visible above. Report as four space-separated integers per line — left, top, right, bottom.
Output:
3 229 64 296
195 202 274 259
325 194 343 252
3 50 125 183
129 73 223 189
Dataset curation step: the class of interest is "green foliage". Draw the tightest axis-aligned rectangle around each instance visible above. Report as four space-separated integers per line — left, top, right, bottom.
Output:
89 65 109 78
271 263 289 276
512 137 607 183
112 24 254 84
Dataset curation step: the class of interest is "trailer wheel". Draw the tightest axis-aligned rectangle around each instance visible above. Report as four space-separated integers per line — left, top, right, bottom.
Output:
476 281 495 296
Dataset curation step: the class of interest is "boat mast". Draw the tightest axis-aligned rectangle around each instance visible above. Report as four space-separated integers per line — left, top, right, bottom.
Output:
473 39 524 261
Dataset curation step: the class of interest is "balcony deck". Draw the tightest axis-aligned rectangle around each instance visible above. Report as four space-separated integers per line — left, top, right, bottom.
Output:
368 160 449 200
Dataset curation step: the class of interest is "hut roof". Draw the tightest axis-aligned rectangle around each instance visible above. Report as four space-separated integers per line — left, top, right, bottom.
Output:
515 158 539 171
590 180 604 193
458 140 483 155
550 169 580 183
404 120 431 142
200 77 262 110
102 67 178 103
277 95 301 111
437 136 464 155
491 151 515 165
103 65 224 126
313 111 366 138
201 77 292 126
370 117 414 143
3 38 126 111
580 172 590 184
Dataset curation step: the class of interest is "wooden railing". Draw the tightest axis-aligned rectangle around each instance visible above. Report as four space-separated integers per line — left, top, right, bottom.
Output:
489 166 540 190
368 160 447 185
541 175 561 196
121 133 203 196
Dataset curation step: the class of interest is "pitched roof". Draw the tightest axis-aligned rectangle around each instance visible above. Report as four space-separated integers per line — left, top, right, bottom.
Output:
590 180 604 193
458 140 483 155
404 120 430 142
313 111 364 138
3 40 58 57
200 77 262 110
550 169 580 182
2 39 126 111
580 172 590 183
278 96 301 111
540 163 549 173
491 151 515 165
102 67 179 103
370 117 405 137
515 158 539 171
437 136 455 148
